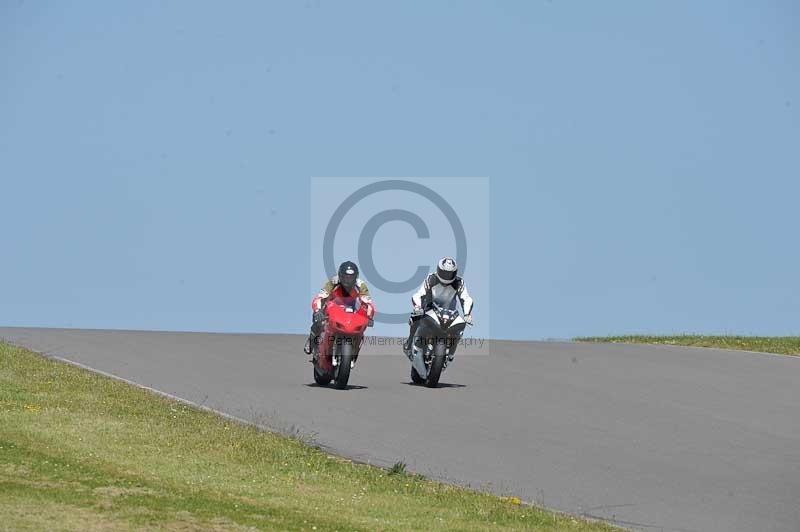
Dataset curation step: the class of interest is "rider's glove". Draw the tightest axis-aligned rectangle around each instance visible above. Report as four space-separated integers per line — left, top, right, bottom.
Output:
313 309 326 323
411 306 424 317
464 314 474 326
368 318 374 327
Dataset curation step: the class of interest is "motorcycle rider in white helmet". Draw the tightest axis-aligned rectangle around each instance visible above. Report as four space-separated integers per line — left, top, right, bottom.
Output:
403 257 473 358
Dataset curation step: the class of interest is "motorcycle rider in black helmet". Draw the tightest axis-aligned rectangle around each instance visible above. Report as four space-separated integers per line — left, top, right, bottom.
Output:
403 257 473 358
304 261 375 356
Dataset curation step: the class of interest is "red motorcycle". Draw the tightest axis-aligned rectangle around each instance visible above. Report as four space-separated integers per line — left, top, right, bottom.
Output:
313 295 370 389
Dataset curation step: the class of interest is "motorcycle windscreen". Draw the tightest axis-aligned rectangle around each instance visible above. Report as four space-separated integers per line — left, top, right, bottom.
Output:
330 295 361 312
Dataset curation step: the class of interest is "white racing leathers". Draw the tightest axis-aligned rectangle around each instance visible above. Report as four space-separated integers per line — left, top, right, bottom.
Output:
411 274 473 316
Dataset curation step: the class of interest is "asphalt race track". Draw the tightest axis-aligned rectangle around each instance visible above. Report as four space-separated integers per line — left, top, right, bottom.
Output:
1 327 798 532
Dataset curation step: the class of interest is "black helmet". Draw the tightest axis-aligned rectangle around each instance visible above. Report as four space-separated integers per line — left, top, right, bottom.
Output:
436 257 457 284
338 261 359 291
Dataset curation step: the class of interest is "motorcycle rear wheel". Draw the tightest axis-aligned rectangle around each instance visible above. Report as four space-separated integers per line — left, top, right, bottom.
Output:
410 367 425 384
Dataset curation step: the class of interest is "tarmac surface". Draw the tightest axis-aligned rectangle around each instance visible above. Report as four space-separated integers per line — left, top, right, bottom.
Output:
2 327 798 532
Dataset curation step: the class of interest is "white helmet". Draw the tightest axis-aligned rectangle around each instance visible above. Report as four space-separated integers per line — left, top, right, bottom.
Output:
436 257 458 284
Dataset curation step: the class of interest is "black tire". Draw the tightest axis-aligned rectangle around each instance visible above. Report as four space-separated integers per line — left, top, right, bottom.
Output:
333 341 353 390
313 365 332 386
410 366 425 384
425 341 446 388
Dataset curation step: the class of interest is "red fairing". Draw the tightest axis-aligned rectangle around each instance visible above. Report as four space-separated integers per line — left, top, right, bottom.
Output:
312 285 374 318
316 287 371 371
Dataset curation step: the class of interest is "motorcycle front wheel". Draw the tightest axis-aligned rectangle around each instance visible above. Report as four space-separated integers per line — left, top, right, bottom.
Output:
333 341 353 390
425 341 446 388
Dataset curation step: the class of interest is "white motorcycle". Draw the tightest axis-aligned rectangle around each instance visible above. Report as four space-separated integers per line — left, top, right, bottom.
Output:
406 300 470 387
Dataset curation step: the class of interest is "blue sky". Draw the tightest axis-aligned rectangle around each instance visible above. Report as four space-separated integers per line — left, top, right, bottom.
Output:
2 1 798 339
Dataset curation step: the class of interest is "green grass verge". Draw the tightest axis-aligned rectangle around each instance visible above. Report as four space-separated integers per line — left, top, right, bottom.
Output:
576 335 800 356
0 342 616 531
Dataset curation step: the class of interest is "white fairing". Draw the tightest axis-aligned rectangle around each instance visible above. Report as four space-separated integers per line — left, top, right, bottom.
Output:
411 309 464 372
450 315 465 327
425 307 440 325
